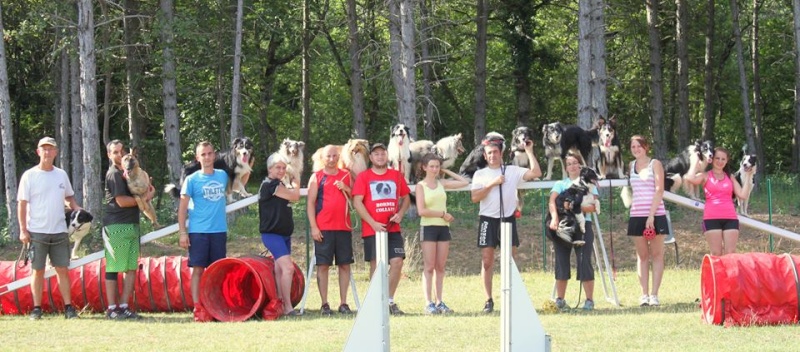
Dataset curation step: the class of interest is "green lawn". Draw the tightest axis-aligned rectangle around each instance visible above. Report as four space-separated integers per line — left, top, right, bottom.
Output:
2 268 798 352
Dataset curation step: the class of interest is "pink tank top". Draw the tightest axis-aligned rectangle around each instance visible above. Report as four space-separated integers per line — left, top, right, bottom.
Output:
629 159 666 217
703 171 737 220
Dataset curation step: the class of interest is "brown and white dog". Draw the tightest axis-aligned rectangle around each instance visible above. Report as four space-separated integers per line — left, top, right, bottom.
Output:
387 124 412 182
278 138 305 188
310 138 370 179
734 154 757 216
121 150 161 228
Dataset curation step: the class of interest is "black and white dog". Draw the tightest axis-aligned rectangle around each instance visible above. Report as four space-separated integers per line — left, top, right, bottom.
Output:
734 153 757 216
596 117 623 179
510 126 535 168
541 122 593 180
664 139 714 199
165 137 255 202
458 132 505 178
550 168 599 246
66 209 94 259
387 124 413 183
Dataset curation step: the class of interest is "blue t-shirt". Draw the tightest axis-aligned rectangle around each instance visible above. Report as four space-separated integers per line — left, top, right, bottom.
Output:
181 169 229 233
550 177 599 221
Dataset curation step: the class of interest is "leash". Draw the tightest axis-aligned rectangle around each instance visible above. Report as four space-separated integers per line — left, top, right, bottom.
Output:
17 243 33 268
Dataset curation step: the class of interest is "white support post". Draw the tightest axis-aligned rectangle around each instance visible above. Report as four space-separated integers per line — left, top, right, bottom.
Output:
343 231 390 352
500 222 512 352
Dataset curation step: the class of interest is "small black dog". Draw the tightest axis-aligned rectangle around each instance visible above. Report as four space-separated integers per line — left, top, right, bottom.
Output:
66 209 94 259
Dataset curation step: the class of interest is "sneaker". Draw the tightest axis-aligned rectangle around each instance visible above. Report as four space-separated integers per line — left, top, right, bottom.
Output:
29 307 43 320
64 305 79 319
639 295 650 307
555 298 567 310
320 303 333 316
425 303 439 315
388 303 405 316
105 307 122 320
648 295 660 306
483 299 494 313
338 303 353 315
118 307 142 320
435 301 453 314
582 299 594 311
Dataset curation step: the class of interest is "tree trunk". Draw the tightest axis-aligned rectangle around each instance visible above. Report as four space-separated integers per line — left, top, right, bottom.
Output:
346 0 366 138
793 0 800 172
160 0 182 186
751 0 765 179
730 0 757 155
124 0 144 150
301 0 311 143
676 0 691 147
590 0 608 125
78 0 102 216
70 49 84 205
229 0 244 141
388 0 417 139
646 0 667 160
702 0 716 142
100 0 112 147
419 0 434 139
474 0 487 145
59 45 71 170
0 2 20 239
577 0 592 128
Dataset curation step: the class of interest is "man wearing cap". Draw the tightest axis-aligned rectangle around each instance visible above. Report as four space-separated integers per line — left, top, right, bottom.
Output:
470 133 541 313
352 142 411 315
17 137 82 320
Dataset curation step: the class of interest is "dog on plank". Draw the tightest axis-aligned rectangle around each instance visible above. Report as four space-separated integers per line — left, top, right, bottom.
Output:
410 133 466 181
388 124 413 183
596 116 623 179
310 138 370 183
121 150 161 229
734 153 757 216
165 137 255 203
664 139 714 199
66 209 93 259
278 138 305 188
459 132 505 178
541 122 593 180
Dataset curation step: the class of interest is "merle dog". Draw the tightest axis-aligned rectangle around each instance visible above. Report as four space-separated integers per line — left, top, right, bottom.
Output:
165 137 255 202
541 122 593 180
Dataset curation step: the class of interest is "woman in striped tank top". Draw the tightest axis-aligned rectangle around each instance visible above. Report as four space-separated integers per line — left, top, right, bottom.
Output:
415 153 469 314
683 147 753 256
627 135 669 307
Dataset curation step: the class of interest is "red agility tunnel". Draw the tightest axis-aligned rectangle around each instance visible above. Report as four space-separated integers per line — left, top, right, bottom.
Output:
701 253 800 326
0 256 193 315
199 255 305 322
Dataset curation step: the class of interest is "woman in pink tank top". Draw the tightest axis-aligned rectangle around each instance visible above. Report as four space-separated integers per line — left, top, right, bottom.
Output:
684 147 754 256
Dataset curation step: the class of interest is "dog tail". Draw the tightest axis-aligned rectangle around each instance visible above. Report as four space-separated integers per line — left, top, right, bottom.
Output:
164 183 181 199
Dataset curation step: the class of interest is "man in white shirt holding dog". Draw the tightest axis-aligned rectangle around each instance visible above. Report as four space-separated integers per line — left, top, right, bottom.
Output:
470 134 540 313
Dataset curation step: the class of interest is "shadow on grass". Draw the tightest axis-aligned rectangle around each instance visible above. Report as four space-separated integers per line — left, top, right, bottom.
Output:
537 301 700 316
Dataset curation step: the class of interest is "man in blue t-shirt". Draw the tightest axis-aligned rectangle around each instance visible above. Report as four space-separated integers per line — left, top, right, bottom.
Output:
178 141 229 305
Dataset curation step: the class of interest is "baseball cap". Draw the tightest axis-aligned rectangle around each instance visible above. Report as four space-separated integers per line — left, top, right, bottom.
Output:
370 143 387 152
38 136 57 148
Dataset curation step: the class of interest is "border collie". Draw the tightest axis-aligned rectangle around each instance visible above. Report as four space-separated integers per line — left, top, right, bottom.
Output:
664 139 714 199
165 137 255 203
388 124 412 182
541 122 592 180
278 138 305 188
550 168 599 246
510 126 534 168
66 209 93 259
734 154 757 216
596 116 623 179
458 132 505 178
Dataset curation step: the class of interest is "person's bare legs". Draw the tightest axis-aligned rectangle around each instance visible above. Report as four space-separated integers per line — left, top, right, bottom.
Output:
337 264 351 306
191 267 204 304
388 257 403 300
120 270 136 305
421 241 437 303
275 255 295 314
649 235 665 297
317 264 330 305
632 237 650 296
480 247 495 300
31 269 44 306
722 229 740 255
705 230 724 256
433 241 450 303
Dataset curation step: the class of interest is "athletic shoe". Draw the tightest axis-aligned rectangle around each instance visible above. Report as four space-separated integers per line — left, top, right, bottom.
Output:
106 307 122 320
555 298 567 310
320 303 333 316
639 295 650 307
338 303 353 315
119 307 142 320
648 295 660 306
29 307 43 320
64 305 79 319
388 303 405 316
483 299 494 313
425 303 439 315
436 301 453 314
582 299 594 311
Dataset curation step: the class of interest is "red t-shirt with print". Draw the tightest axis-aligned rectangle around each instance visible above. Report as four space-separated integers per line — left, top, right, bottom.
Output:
352 168 410 237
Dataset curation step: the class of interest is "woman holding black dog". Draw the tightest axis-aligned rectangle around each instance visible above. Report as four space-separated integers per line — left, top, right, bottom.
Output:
547 153 598 311
626 135 669 307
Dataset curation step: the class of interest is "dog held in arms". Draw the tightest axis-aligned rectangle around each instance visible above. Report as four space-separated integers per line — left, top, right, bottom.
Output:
734 153 757 216
66 209 93 259
541 122 593 180
278 138 305 188
388 124 413 182
165 137 255 203
550 167 600 246
121 150 161 229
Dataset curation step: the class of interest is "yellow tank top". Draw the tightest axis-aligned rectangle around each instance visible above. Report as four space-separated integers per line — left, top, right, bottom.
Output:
420 181 449 227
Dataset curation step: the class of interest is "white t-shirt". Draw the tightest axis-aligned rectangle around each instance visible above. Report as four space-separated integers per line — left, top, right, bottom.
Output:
17 166 75 234
471 165 527 218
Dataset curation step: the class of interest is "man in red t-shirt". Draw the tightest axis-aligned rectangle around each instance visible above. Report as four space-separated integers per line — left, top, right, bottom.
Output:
307 145 355 315
353 143 410 315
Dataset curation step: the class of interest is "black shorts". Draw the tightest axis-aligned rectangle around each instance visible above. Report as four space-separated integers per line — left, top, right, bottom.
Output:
627 216 669 237
420 226 451 242
315 230 354 266
363 232 406 262
553 223 595 281
477 216 519 248
702 219 739 232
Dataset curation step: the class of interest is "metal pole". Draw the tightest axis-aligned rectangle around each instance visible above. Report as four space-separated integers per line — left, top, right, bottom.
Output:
768 178 773 252
541 191 547 270
500 222 512 352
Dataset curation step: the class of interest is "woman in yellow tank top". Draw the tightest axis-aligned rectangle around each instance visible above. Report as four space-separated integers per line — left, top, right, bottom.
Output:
415 153 469 314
